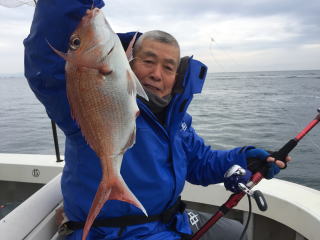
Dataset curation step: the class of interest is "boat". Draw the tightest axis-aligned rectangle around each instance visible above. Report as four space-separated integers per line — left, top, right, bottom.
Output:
0 153 319 240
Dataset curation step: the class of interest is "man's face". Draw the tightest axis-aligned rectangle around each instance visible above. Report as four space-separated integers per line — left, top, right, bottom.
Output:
131 39 180 98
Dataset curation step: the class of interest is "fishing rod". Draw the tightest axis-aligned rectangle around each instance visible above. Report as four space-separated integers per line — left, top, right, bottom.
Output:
51 120 63 162
191 108 320 240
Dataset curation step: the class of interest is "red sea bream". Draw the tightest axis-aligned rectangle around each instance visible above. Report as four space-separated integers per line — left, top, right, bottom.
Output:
50 8 148 240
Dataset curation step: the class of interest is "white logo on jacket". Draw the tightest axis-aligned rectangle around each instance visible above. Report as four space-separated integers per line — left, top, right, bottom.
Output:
181 122 187 132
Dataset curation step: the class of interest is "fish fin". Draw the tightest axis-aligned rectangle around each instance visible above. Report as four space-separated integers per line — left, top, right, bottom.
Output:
82 164 147 240
125 32 139 61
128 70 149 101
46 39 68 61
82 180 112 240
126 70 135 96
109 175 148 216
66 92 76 120
120 128 136 155
136 110 140 118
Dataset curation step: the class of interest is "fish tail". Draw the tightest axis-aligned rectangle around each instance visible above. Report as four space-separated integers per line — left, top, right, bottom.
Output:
82 180 111 240
81 175 147 240
109 175 148 216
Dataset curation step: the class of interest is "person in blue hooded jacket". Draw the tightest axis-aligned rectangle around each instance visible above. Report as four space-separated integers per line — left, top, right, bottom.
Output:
24 0 290 239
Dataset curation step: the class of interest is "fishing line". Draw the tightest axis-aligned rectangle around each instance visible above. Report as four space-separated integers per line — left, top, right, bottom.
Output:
204 31 319 239
308 137 320 153
208 40 227 72
286 110 320 154
208 32 320 154
239 195 252 240
209 36 244 72
208 29 264 73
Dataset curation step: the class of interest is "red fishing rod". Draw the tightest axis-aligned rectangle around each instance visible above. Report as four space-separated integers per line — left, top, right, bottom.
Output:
191 108 320 240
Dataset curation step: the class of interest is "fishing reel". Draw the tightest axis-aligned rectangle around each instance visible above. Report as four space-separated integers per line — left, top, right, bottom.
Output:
224 165 268 211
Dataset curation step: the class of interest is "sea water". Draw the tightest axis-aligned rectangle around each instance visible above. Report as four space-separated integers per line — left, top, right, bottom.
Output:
0 70 319 189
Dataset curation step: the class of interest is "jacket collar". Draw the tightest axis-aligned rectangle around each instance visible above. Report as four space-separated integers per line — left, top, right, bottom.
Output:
137 56 208 134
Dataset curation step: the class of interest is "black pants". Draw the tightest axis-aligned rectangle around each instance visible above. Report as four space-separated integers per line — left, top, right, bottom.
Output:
186 209 248 240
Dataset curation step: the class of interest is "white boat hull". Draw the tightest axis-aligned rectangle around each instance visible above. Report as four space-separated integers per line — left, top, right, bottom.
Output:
0 153 319 240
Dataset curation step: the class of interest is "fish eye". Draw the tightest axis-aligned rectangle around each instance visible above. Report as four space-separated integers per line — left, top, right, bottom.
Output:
69 35 81 51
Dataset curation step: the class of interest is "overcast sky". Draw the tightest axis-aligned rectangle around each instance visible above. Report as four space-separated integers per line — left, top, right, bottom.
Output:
0 0 319 74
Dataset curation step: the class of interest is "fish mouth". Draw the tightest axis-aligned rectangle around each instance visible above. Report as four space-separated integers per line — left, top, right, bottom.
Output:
82 8 100 25
85 8 100 18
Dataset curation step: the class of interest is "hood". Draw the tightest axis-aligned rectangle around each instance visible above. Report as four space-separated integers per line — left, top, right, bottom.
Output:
165 56 207 132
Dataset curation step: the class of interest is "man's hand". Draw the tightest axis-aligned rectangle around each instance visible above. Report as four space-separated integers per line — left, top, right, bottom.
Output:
245 147 292 179
266 154 292 168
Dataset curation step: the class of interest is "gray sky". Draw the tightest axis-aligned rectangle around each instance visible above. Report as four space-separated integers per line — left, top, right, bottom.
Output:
0 0 319 74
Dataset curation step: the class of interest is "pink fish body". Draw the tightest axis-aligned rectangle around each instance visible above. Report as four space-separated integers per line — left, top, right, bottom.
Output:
51 8 148 240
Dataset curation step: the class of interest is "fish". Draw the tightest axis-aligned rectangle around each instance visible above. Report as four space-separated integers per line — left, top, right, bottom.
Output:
49 8 148 240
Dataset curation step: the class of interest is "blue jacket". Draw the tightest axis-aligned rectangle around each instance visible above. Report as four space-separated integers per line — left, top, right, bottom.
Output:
24 0 248 239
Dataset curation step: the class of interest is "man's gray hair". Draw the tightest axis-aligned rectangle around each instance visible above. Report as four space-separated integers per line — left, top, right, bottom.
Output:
133 30 180 60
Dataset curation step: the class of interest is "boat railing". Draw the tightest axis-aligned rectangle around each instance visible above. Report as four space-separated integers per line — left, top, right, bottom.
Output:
0 173 63 240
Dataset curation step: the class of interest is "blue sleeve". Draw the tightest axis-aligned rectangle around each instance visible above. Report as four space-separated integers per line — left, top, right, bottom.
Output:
182 115 248 186
23 0 105 135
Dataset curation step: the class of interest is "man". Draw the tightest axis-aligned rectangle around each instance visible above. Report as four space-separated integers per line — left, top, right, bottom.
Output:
24 0 289 239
